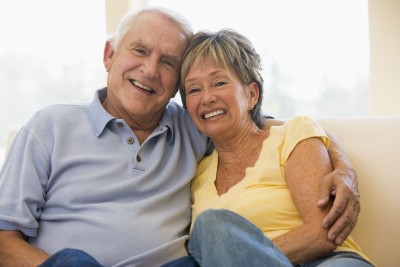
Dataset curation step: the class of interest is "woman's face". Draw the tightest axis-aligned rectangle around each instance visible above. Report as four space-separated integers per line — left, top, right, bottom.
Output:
184 59 258 140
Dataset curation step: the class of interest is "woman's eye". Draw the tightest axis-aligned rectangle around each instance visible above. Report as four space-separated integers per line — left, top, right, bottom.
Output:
215 81 227 87
187 88 200 95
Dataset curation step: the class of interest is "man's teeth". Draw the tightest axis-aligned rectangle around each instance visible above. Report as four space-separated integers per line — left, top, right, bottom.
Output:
204 110 225 119
131 80 153 92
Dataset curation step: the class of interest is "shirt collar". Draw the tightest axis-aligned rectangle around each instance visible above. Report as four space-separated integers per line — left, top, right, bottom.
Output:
159 103 175 144
86 88 115 137
86 88 174 143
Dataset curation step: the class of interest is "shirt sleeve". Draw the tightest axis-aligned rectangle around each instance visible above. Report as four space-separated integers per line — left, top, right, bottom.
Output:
280 116 330 164
0 120 50 236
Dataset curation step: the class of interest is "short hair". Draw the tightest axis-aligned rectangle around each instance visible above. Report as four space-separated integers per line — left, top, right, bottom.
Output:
108 7 193 50
180 29 265 129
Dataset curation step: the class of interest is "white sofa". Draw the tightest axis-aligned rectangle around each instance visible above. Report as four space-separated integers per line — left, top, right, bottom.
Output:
4 116 400 266
318 116 400 267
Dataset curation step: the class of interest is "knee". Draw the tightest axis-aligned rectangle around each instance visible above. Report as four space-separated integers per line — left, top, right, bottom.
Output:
192 210 222 236
194 209 231 229
193 209 242 237
42 248 101 267
56 248 91 257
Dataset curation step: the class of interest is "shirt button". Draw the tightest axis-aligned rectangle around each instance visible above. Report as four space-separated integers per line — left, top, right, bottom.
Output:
136 155 142 162
116 122 123 128
127 137 134 144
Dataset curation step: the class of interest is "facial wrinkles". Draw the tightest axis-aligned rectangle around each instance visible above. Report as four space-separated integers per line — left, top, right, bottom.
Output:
122 23 185 100
104 15 189 124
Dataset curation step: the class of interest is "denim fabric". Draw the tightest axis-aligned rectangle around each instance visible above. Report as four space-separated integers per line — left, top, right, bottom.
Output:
38 248 103 267
187 209 292 267
161 256 200 267
295 251 375 267
164 209 375 267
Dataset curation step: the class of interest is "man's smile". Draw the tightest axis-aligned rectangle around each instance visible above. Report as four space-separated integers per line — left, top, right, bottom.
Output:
129 79 155 94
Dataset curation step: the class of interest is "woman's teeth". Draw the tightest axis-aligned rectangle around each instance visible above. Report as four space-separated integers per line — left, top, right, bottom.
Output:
204 110 225 119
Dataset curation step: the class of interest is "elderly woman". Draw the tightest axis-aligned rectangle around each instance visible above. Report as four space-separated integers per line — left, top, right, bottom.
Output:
175 29 374 266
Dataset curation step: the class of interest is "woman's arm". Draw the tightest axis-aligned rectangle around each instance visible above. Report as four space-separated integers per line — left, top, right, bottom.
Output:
318 133 360 245
273 137 337 264
0 230 48 267
264 119 360 245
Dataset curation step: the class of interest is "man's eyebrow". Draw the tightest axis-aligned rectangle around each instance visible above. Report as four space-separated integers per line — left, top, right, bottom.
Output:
127 39 181 65
127 39 146 49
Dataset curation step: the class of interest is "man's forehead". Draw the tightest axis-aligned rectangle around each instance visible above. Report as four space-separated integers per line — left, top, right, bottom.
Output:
122 21 188 58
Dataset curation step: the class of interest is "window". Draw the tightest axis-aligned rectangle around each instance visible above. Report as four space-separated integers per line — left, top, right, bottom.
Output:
0 0 106 165
149 0 370 118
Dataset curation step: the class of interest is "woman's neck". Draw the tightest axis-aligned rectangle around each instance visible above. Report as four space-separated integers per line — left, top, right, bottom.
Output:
213 124 268 167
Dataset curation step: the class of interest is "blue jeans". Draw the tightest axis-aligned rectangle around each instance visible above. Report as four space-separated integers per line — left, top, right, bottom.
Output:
38 248 102 267
163 209 291 266
296 251 375 267
164 209 374 267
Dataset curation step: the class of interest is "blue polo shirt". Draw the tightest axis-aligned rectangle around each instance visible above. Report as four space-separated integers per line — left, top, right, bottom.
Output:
0 88 209 266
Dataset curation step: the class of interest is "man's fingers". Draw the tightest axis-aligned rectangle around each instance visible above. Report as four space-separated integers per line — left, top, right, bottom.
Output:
322 194 346 229
328 206 358 245
325 191 360 243
318 166 361 243
318 173 334 208
334 223 353 246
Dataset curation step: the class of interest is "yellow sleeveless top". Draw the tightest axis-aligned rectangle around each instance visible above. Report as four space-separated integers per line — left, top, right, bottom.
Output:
191 116 370 262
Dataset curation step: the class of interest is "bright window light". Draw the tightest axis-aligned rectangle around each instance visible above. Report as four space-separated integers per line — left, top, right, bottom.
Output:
149 0 370 118
0 0 106 166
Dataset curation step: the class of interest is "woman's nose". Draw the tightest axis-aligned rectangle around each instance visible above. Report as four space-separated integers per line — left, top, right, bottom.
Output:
201 88 216 105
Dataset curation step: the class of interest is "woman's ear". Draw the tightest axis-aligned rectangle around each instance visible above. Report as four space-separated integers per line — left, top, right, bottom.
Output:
103 41 115 72
248 82 260 108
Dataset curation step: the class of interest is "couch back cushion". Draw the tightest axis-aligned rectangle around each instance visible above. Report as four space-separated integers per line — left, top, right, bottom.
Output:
318 116 400 267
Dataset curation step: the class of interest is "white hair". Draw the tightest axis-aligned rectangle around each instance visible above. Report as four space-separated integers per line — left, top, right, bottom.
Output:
108 7 193 50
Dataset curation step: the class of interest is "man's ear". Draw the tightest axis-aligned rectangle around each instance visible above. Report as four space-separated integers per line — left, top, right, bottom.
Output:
103 41 114 72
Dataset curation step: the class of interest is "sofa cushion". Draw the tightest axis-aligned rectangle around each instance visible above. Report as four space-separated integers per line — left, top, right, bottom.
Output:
318 116 400 267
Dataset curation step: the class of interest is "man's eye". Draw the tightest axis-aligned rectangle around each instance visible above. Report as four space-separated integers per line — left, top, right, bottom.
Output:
134 48 147 55
163 59 178 69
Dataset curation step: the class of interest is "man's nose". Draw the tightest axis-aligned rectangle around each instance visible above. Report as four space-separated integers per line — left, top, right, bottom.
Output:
140 57 159 79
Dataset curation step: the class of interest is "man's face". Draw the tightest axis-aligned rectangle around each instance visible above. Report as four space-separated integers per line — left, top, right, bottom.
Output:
103 13 189 122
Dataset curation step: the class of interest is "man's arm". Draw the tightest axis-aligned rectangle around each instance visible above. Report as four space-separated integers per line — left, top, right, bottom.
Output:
0 230 48 267
318 132 360 245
